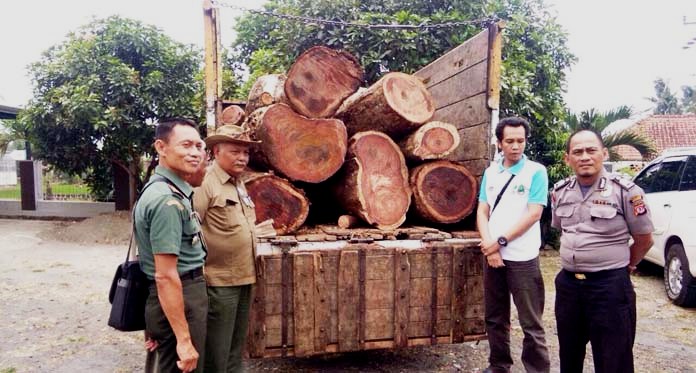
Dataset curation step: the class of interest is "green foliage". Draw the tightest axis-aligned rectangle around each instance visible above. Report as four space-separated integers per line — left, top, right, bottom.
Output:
21 16 201 197
564 106 656 161
230 0 575 184
650 78 683 114
682 86 696 114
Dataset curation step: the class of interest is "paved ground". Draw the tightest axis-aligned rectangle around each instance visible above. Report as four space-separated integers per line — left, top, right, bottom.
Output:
1 217 695 372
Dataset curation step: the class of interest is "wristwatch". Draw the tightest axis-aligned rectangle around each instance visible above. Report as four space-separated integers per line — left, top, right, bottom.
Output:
497 236 508 247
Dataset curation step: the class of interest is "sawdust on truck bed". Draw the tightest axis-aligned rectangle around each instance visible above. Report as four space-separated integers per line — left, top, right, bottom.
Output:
37 211 131 245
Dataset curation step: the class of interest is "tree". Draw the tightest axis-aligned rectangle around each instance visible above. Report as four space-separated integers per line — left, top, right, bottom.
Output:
20 16 201 198
229 0 575 182
681 86 696 114
649 78 682 115
563 106 655 161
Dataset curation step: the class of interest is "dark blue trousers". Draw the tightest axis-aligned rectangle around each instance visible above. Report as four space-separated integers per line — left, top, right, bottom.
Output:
555 268 636 373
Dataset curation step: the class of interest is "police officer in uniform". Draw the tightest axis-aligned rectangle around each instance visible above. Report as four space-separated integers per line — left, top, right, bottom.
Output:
551 129 654 373
193 124 259 372
135 118 207 373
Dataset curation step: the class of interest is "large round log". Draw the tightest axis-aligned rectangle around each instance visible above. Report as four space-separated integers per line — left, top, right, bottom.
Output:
335 131 411 230
336 72 435 138
243 172 309 235
246 74 288 115
409 161 477 224
285 46 364 118
399 121 460 161
246 103 348 183
221 104 245 126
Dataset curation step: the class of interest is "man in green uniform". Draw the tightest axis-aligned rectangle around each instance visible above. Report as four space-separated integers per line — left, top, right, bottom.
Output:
135 118 207 373
193 124 259 372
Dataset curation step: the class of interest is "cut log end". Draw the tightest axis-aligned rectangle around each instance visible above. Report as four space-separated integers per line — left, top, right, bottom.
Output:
383 72 435 124
338 131 411 230
410 161 477 224
252 103 348 183
244 173 309 235
337 214 361 229
285 46 364 118
221 105 245 126
401 121 460 160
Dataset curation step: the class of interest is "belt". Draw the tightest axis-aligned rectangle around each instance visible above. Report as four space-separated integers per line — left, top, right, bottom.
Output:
179 267 204 280
562 267 627 280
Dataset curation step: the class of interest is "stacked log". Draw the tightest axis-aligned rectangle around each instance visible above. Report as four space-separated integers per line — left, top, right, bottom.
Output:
409 161 477 224
336 72 435 137
246 103 348 183
221 104 245 126
224 45 476 233
399 121 460 161
243 172 309 235
334 131 411 230
285 46 364 118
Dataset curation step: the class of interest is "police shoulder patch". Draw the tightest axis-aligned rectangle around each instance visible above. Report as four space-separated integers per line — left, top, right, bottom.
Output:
611 175 635 190
554 177 574 191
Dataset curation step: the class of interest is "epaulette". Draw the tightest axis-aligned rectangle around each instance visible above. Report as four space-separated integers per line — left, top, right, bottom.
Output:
611 175 635 190
554 177 574 191
166 183 186 199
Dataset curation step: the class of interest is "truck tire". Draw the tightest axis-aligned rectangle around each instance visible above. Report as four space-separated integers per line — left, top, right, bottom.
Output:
664 243 696 307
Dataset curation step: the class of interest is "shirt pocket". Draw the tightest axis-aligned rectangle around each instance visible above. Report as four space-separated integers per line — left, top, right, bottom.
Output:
209 195 242 230
554 204 576 228
589 205 624 232
182 210 202 245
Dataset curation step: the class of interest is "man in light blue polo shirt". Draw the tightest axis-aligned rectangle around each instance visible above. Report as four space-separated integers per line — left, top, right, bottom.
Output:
476 117 550 373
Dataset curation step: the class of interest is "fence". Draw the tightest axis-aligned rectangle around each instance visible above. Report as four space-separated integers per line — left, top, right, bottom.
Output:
0 159 20 200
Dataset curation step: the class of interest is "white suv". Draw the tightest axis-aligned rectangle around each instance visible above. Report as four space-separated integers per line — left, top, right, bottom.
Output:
633 147 696 307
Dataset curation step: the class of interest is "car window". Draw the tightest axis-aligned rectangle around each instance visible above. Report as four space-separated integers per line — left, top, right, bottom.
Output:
680 157 696 191
635 163 661 193
652 160 685 193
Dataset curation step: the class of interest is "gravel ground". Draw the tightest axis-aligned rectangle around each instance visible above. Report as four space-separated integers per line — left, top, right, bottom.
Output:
1 216 696 372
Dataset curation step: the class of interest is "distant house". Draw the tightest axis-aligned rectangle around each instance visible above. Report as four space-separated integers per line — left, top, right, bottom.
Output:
0 104 19 120
613 114 696 161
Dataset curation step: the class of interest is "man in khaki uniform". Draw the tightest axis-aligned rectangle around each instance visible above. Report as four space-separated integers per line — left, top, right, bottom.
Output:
551 129 654 373
193 124 259 372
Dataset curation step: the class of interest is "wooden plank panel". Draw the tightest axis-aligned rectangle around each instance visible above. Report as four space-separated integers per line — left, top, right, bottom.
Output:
265 284 293 315
486 22 504 110
427 62 487 111
394 250 411 348
414 28 489 88
409 306 452 322
447 124 490 162
432 93 490 130
265 314 294 347
313 253 331 352
247 256 266 358
408 253 430 278
464 276 484 319
437 277 453 306
337 250 360 351
292 253 315 357
464 317 486 335
365 279 394 309
365 308 394 340
265 257 282 284
408 320 453 338
465 249 484 276
458 158 490 178
451 246 468 343
365 255 392 280
409 277 432 306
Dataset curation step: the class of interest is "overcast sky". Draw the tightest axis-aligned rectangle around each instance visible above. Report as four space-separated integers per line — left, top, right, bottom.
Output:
1 0 695 114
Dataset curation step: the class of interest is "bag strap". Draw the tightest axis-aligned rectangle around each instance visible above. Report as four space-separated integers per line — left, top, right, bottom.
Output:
491 174 516 214
125 175 174 262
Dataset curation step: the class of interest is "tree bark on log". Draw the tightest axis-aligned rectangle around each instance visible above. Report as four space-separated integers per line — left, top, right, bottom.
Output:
336 72 435 138
399 121 460 161
335 131 411 230
409 161 477 224
285 46 364 118
221 104 245 126
246 74 288 115
243 172 309 235
245 103 348 183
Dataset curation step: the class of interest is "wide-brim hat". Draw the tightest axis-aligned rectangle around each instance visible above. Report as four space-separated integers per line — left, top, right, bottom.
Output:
205 124 260 147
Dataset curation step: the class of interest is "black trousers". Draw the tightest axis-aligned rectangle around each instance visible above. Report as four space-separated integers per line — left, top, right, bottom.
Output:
555 268 636 373
484 257 550 373
144 275 208 373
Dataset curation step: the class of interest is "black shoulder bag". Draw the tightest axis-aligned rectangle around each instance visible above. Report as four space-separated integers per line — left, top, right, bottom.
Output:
490 174 516 214
107 176 172 332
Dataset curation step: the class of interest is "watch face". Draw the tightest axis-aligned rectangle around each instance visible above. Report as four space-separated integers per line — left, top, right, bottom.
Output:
497 237 507 246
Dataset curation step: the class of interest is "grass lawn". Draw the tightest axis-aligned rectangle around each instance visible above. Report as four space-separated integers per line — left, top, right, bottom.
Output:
0 183 93 199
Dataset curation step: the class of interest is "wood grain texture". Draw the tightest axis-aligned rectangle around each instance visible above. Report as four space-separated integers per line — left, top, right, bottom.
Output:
293 253 315 356
337 250 360 351
394 250 411 347
243 172 309 234
409 161 478 224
